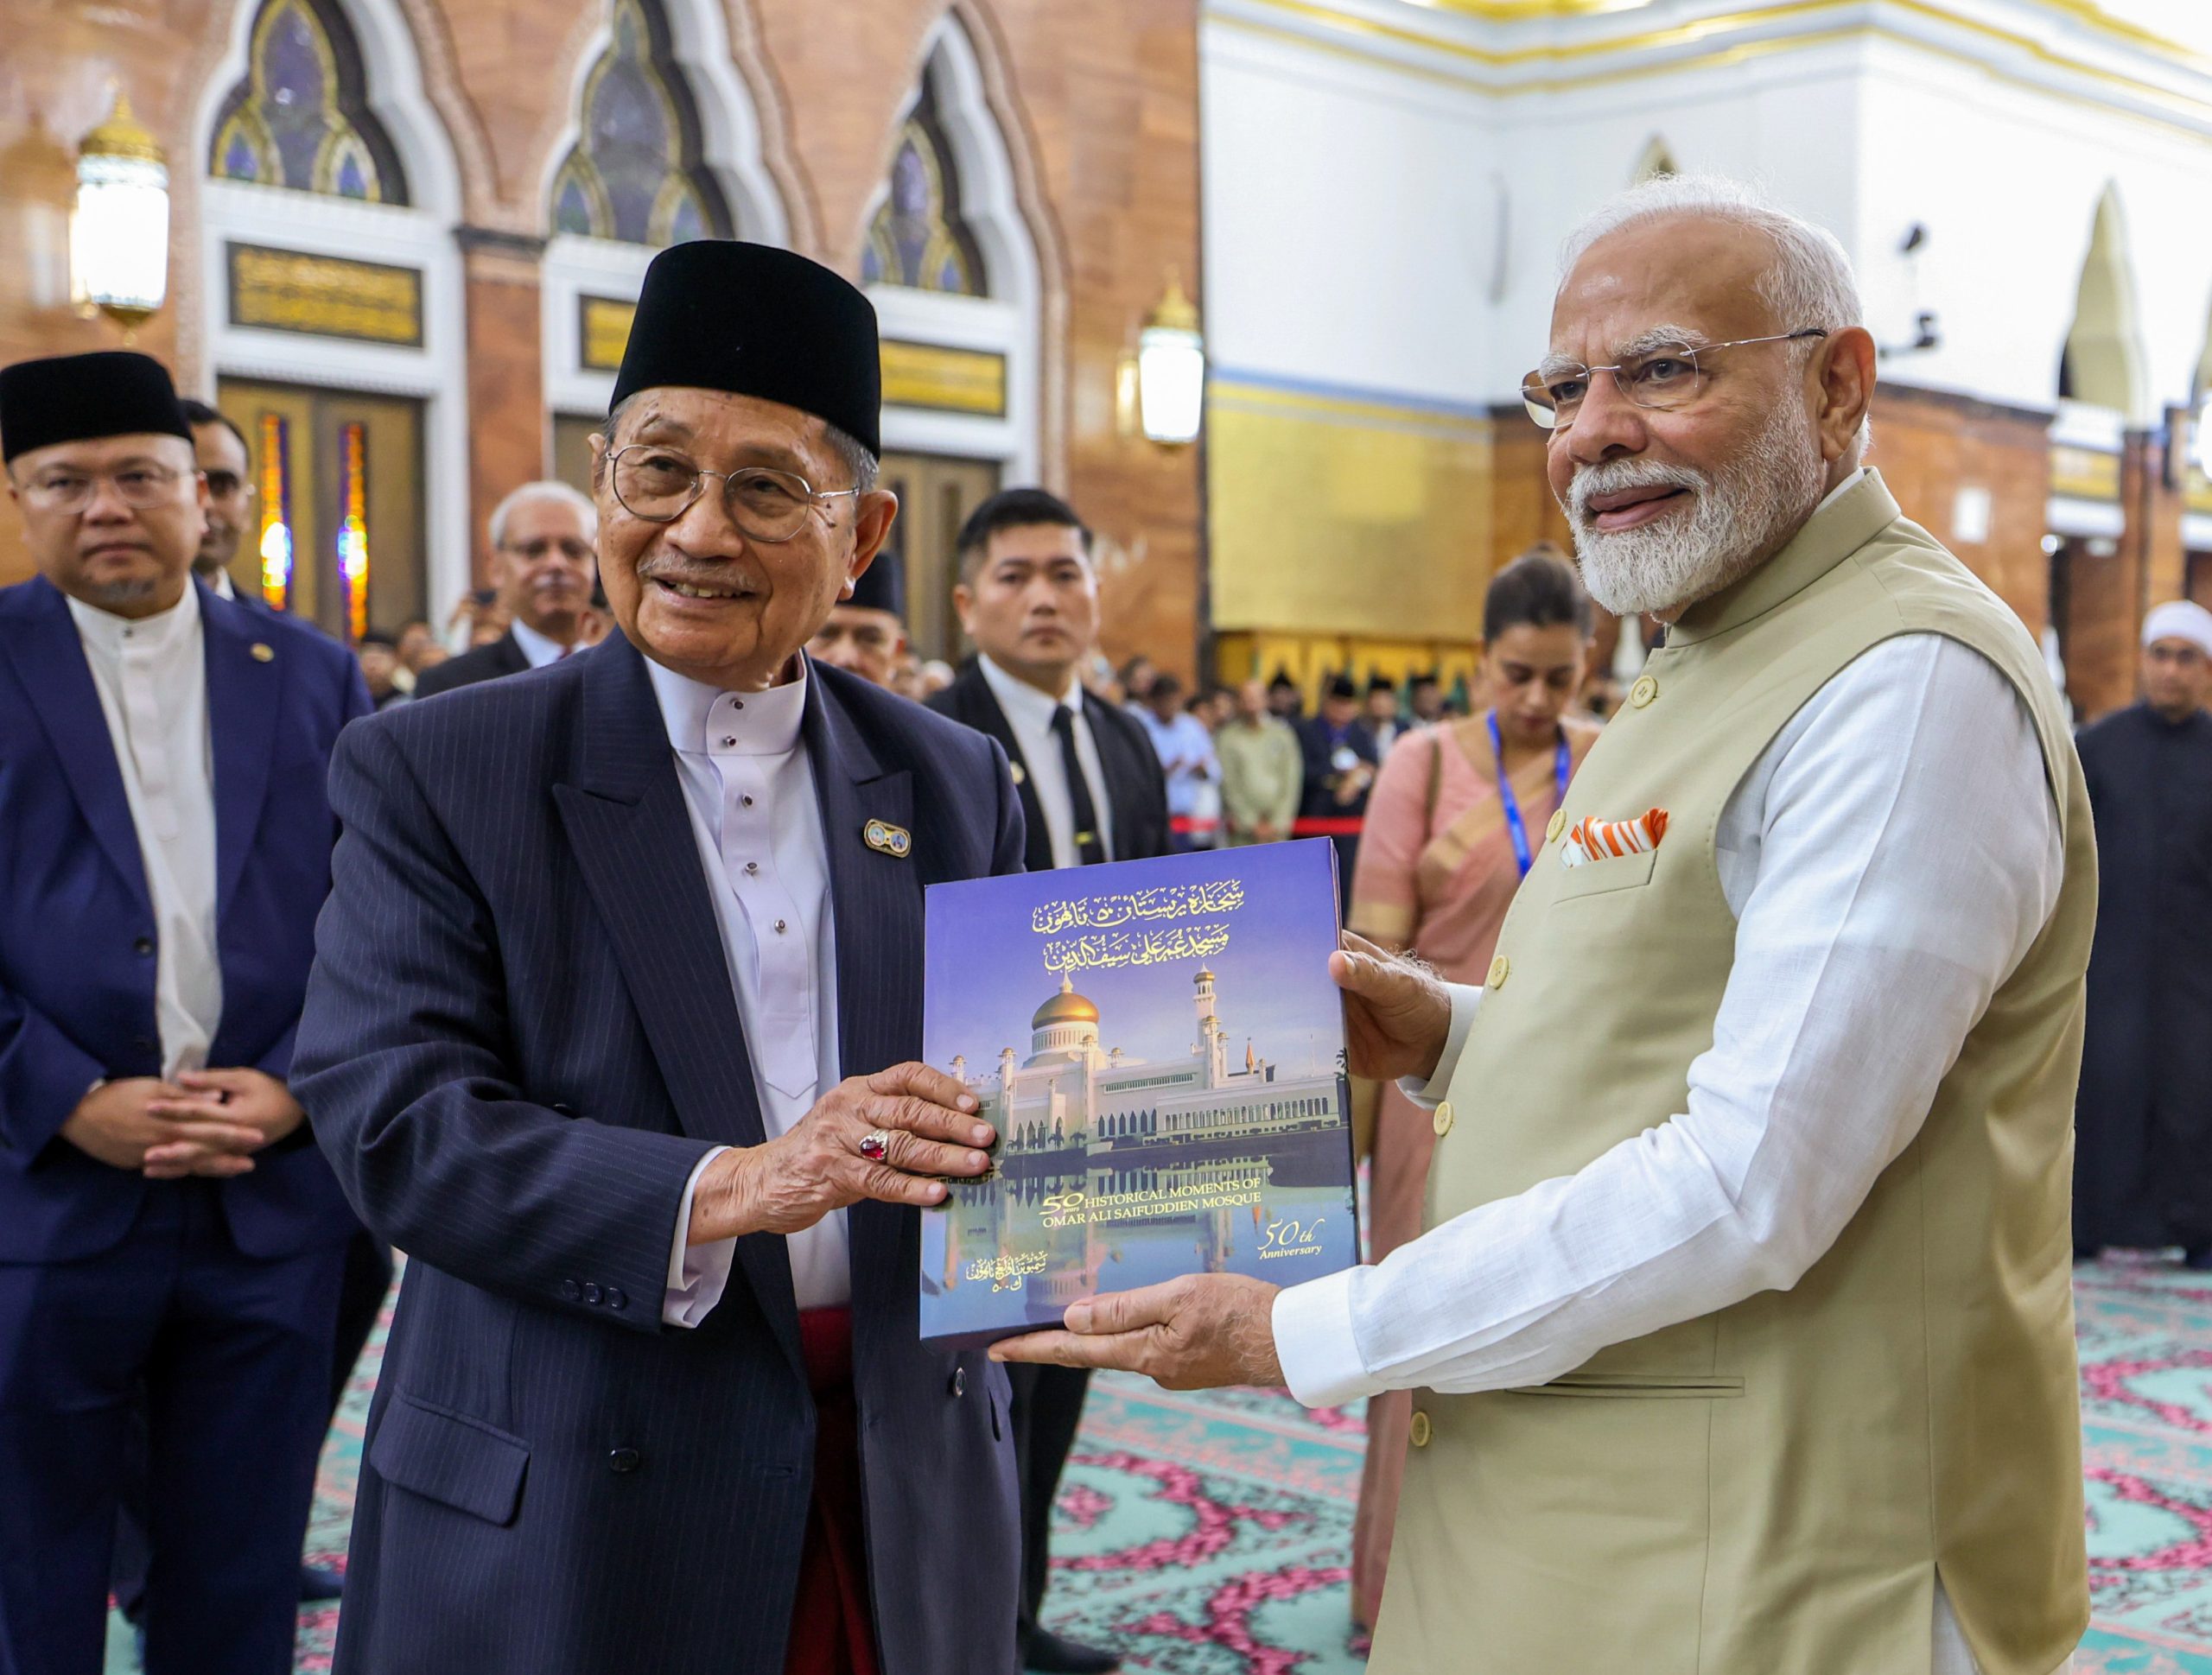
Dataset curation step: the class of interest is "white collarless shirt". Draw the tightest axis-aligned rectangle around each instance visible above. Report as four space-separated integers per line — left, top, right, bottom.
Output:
508 617 570 669
977 655 1116 866
646 656 847 1320
67 585 223 1079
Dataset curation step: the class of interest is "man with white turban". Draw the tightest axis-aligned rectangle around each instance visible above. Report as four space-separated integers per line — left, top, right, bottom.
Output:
2075 600 2212 1263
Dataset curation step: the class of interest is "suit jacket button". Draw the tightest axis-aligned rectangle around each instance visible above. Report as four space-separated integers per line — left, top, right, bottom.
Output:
583 1283 604 1305
607 1447 641 1474
132 936 154 956
550 1102 575 1116
1432 1101 1455 1138
952 1366 967 1398
1409 1410 1433 1448
605 1286 627 1310
132 1036 156 1053
562 1278 583 1302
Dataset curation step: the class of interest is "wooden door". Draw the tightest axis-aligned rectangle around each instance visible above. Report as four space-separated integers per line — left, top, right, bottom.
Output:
216 378 425 642
879 451 1001 664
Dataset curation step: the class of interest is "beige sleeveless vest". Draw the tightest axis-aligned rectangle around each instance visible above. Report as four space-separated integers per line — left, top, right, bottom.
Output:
1369 473 2094 1675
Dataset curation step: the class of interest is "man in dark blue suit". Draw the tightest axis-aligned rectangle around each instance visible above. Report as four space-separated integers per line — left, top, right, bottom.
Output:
293 242 1024 1675
0 351 371 1674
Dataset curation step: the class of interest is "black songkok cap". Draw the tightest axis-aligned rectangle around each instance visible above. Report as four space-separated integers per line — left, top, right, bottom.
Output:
1366 673 1397 695
0 351 191 464
848 548 905 619
1325 675 1359 701
611 241 882 458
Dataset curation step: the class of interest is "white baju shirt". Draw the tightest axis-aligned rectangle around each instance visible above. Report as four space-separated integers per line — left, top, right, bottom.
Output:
67 586 223 1079
508 617 571 669
648 657 847 1323
1273 474 2075 1674
978 655 1116 866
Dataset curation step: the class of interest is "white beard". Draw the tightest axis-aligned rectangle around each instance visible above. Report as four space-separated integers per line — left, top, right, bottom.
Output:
1564 401 1829 619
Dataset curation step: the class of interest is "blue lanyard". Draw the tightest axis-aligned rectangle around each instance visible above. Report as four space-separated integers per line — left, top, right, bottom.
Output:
1488 710 1572 879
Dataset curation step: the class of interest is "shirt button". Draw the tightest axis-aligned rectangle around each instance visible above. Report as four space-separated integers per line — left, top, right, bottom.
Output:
741 796 754 809
952 1367 967 1398
744 861 760 875
1487 955 1510 989
583 1283 604 1305
1630 675 1659 709
721 736 737 748
1546 809 1567 844
132 936 154 956
1432 1101 1454 1138
1409 1411 1433 1448
607 1447 641 1474
774 919 788 934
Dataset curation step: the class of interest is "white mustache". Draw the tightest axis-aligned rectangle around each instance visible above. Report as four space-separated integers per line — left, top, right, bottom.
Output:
1567 459 1708 523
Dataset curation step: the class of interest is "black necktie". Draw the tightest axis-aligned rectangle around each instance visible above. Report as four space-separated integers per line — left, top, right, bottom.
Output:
1052 704 1109 866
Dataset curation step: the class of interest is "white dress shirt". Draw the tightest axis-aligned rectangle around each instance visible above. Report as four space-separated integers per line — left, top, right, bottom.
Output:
1273 630 2069 1675
647 657 847 1323
978 655 1116 866
207 569 235 601
508 617 570 669
67 586 223 1079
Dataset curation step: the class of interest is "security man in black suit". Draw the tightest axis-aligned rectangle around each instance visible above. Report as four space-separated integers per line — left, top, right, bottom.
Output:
926 486 1169 1674
413 480 599 696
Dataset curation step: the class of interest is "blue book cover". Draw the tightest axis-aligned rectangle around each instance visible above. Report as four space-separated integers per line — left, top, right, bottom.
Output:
919 839 1359 1345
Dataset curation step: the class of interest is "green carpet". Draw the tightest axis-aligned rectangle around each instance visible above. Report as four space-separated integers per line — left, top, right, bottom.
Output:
99 1254 2212 1671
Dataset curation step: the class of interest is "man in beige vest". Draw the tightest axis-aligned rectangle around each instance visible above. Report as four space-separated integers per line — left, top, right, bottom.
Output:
997 174 2094 1675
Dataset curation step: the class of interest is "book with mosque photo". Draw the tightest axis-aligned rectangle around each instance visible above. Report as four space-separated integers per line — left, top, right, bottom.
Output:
918 839 1359 1345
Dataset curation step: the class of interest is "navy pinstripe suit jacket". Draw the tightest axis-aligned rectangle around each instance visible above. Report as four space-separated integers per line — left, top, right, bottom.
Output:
293 634 1025 1675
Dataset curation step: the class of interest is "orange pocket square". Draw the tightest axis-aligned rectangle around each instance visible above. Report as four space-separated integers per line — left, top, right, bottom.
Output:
1560 809 1669 869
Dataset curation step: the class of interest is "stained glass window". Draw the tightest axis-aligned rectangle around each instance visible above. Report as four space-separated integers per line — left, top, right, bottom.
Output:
257 412 295 612
862 67 987 296
208 0 408 204
550 0 731 245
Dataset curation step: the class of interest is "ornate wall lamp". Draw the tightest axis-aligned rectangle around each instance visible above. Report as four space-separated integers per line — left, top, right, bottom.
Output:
73 89 169 338
1118 272 1206 447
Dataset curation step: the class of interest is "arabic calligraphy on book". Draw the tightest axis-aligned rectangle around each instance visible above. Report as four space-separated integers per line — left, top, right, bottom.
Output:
1032 879 1247 974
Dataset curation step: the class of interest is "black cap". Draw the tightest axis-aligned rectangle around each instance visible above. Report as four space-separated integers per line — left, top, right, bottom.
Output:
1325 675 1358 701
1268 670 1300 691
1366 673 1397 694
846 548 904 619
611 241 882 457
0 352 191 464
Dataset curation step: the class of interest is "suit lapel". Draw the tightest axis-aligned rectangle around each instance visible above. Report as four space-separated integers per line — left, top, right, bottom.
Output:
495 631 531 676
804 667 923 1339
0 579 150 914
958 663 1051 873
552 634 800 1374
201 584 281 923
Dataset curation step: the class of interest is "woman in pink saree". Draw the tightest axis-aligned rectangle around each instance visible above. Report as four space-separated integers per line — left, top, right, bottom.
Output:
1345 551 1599 1631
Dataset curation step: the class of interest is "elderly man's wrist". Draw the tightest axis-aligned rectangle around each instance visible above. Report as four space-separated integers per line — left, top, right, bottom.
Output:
690 1148 757 1244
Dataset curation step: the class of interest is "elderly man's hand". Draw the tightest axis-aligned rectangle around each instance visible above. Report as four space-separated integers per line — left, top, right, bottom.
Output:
689 1063 997 1243
988 1274 1283 1392
1332 930 1452 1084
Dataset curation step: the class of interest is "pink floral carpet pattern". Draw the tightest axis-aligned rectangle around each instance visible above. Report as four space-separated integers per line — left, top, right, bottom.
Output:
96 1255 2212 1672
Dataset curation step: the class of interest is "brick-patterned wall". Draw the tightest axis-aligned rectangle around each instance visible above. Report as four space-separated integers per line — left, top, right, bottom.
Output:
0 0 1204 675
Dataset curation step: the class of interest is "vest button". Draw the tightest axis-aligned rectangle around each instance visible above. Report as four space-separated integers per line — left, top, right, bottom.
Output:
1545 809 1567 845
1431 1101 1454 1138
1487 955 1510 989
1630 675 1659 708
1409 1410 1433 1448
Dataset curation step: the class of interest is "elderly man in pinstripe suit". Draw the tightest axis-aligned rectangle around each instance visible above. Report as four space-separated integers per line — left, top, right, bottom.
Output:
293 242 1024 1675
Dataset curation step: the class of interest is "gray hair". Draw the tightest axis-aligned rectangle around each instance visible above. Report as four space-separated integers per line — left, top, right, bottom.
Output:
489 479 598 551
597 393 880 494
1559 174 1864 339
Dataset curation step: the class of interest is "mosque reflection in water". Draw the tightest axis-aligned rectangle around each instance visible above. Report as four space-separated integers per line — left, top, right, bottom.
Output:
920 968 1357 1340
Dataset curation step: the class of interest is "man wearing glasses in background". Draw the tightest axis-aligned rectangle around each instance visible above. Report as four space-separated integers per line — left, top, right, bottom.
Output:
0 352 371 1672
179 398 264 612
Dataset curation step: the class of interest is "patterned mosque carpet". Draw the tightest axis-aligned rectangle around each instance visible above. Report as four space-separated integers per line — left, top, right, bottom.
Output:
96 1254 2212 1672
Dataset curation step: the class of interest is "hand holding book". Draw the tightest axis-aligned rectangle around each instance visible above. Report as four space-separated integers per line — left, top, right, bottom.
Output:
1331 930 1454 1086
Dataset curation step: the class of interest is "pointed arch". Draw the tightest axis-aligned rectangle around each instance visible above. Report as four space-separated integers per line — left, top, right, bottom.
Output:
193 0 473 632
2060 182 2149 422
1632 135 1679 184
207 0 409 202
864 65 988 295
860 7 1060 489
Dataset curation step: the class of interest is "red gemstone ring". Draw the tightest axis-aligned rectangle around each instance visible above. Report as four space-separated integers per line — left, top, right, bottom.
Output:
857 1130 891 1162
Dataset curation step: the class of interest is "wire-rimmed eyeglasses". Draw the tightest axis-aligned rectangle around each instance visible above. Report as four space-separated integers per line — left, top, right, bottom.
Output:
1521 329 1829 431
607 444 862 542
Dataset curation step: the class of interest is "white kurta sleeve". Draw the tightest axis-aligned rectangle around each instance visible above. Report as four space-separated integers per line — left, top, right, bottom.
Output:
1273 634 2063 1408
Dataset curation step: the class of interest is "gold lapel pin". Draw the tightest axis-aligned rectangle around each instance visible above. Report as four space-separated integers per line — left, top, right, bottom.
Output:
1008 761 1027 786
864 819 912 859
250 642 276 663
